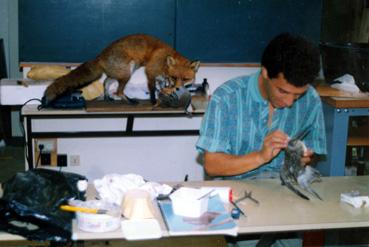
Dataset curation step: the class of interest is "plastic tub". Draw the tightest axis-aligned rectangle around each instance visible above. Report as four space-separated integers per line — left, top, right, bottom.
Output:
75 200 121 233
76 211 121 233
169 187 209 218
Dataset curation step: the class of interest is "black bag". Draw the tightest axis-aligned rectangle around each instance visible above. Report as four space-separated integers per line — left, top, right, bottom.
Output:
0 169 86 242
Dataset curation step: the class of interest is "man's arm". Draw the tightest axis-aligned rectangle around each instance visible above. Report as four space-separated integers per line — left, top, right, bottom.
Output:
204 130 289 176
204 151 264 176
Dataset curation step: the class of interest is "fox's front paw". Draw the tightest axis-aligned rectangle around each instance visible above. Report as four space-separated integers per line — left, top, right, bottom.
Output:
119 94 138 105
116 91 124 97
152 100 161 109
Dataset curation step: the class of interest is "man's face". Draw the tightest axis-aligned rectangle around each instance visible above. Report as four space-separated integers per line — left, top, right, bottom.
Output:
262 70 308 108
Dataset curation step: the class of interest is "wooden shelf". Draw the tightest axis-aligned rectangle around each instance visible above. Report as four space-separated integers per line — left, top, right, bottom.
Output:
316 85 369 108
347 136 369 146
321 96 369 108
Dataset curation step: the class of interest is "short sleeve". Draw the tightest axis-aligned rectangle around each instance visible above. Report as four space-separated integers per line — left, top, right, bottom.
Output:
196 94 231 154
304 96 327 155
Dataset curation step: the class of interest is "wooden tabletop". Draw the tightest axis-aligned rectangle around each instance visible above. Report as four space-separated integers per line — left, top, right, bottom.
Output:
316 85 369 108
85 95 208 113
320 96 369 108
21 95 208 115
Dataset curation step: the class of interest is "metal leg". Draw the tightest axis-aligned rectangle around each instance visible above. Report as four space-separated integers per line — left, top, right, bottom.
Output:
318 103 369 176
318 104 349 176
26 116 34 169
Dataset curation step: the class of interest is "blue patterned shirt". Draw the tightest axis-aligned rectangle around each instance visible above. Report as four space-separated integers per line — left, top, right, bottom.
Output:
196 71 327 179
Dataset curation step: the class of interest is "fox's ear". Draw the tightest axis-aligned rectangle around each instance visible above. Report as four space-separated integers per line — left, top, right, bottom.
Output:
166 56 176 67
190 60 200 72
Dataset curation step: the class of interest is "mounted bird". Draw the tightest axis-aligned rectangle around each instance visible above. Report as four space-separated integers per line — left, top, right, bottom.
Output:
280 130 323 200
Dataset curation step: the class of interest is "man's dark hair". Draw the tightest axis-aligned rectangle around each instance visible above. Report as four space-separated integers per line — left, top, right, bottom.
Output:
261 33 320 87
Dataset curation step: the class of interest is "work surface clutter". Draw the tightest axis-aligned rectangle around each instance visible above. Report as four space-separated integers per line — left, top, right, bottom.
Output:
0 169 368 244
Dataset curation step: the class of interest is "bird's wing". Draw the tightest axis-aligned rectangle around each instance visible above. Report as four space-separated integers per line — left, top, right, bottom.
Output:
280 172 310 200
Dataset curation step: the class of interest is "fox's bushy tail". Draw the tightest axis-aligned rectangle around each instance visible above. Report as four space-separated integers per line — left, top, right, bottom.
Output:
43 60 103 105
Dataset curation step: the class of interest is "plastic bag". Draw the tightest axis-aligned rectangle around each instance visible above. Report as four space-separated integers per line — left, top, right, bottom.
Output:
0 169 87 242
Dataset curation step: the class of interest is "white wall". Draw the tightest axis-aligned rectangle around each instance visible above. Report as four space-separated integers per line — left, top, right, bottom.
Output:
27 66 259 182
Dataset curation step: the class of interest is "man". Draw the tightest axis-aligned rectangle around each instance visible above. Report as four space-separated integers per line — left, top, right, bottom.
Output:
197 32 327 247
196 33 326 181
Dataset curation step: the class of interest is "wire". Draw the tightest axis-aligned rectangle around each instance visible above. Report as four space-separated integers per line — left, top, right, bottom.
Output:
35 144 44 169
19 98 42 168
22 98 42 107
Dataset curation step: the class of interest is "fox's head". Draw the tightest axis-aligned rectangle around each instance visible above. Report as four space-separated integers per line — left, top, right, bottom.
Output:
166 56 200 88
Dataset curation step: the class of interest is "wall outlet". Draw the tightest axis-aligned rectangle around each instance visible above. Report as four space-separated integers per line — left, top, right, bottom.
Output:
35 138 57 166
36 139 56 152
70 155 80 166
40 153 51 166
57 154 68 167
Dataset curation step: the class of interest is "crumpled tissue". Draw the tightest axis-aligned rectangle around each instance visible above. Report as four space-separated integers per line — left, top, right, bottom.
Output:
340 191 369 208
331 74 361 93
93 173 172 205
104 78 150 100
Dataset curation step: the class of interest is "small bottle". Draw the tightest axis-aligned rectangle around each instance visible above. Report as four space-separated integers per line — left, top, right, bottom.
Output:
351 147 360 175
201 78 210 96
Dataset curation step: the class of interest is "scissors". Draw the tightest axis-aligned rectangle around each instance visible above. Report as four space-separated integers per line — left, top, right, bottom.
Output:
234 190 259 205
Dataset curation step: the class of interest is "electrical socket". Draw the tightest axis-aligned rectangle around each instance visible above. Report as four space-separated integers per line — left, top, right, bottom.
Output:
35 138 58 166
36 139 56 152
57 154 68 167
70 155 80 166
40 153 51 166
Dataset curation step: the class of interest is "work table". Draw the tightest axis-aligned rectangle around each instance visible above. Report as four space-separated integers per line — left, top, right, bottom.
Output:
72 175 369 240
1 174 368 243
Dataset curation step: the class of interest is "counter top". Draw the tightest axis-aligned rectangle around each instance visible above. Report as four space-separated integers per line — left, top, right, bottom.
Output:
1 176 368 241
73 176 369 240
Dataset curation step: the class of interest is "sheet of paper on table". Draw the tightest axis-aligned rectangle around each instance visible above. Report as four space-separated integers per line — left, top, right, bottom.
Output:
158 195 238 237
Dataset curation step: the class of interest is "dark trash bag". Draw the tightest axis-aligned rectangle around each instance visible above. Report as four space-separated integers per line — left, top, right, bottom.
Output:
0 169 86 242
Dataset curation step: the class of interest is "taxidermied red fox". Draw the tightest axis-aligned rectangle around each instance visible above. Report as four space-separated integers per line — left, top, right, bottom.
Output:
43 34 200 105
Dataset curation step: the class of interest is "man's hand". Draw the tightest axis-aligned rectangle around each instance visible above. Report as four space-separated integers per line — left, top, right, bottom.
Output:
258 130 288 164
301 148 314 166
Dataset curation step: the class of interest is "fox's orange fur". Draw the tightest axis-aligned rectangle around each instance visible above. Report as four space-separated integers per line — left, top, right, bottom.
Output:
43 34 200 105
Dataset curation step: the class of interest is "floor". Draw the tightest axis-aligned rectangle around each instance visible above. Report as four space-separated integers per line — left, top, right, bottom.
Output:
1 142 369 247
